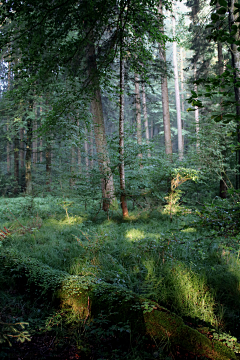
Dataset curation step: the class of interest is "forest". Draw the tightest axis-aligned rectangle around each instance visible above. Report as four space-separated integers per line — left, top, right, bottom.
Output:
0 0 240 359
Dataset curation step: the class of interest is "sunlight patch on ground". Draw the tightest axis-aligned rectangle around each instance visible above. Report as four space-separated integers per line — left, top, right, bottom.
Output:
125 228 145 241
181 227 197 233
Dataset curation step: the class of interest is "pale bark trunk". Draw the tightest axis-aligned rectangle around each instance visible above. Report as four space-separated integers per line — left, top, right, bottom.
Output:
90 126 94 169
77 120 82 173
119 57 128 218
84 125 89 174
14 135 19 194
87 40 115 211
229 0 240 188
172 2 183 159
39 107 43 163
25 101 33 195
7 60 11 173
141 82 150 157
180 47 185 148
32 120 37 164
70 146 75 187
194 64 200 148
158 0 172 156
135 73 142 162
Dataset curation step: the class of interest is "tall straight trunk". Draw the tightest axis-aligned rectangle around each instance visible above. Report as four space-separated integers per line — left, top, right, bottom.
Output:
90 126 94 169
46 141 51 192
119 57 128 218
25 101 33 195
135 73 142 161
194 64 200 148
180 47 185 147
151 119 154 139
229 0 240 188
70 146 75 187
7 59 11 173
32 120 37 164
141 82 150 157
14 135 19 194
158 0 172 156
87 40 115 211
84 125 89 174
20 128 24 168
172 1 183 159
77 120 82 173
39 106 43 163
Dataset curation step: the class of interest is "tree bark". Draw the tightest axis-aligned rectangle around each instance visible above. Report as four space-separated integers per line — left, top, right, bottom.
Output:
7 59 11 174
46 141 51 192
229 0 240 189
87 39 115 211
135 73 142 162
194 64 200 149
119 57 128 218
141 82 150 157
14 134 19 194
180 47 185 147
158 0 172 156
32 120 38 164
20 128 24 169
172 1 183 160
77 120 82 174
25 101 33 195
84 125 89 175
70 145 75 187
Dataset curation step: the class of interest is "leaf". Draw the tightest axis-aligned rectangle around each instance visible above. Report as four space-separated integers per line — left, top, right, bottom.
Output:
211 13 220 21
217 7 227 15
219 0 228 6
191 90 197 97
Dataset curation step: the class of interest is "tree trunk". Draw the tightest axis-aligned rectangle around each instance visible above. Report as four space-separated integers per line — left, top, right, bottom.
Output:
84 125 89 175
90 126 94 169
25 101 33 195
14 134 19 194
70 145 75 187
135 73 142 162
158 0 172 156
180 47 185 147
229 0 240 189
119 56 128 218
20 128 24 169
172 1 183 160
87 39 115 211
77 120 82 174
7 59 11 174
194 64 200 148
32 120 37 164
141 82 150 157
46 141 51 192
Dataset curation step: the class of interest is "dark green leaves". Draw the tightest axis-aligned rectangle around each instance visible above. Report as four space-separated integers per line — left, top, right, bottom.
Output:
219 0 227 6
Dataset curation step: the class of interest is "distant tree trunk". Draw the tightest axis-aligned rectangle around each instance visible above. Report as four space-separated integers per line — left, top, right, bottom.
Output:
135 73 142 162
217 14 227 198
25 100 33 195
158 0 172 156
46 141 51 192
194 64 200 148
180 47 185 147
172 1 183 160
229 0 240 189
32 120 37 164
39 107 43 163
87 40 116 211
141 82 150 157
84 125 89 174
70 145 75 187
151 119 154 139
20 128 24 168
90 126 94 168
77 120 82 173
119 55 128 218
14 134 19 194
7 59 11 173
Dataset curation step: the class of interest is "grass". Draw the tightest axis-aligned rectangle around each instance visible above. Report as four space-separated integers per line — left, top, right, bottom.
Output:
1 195 240 358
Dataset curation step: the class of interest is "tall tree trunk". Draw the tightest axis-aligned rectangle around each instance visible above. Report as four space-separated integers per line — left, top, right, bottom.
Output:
32 120 37 164
119 56 128 218
90 126 94 169
172 1 183 160
46 141 51 192
141 82 150 157
39 106 43 163
77 120 82 173
70 145 75 187
135 73 142 162
87 39 115 211
180 47 185 147
7 59 11 173
84 126 89 175
229 0 240 189
14 134 19 194
20 128 24 169
194 64 200 148
25 101 33 195
158 0 172 156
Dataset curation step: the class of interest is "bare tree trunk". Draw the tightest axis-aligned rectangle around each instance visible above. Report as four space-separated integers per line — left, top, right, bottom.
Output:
77 120 82 173
32 120 37 164
84 125 89 175
180 47 185 148
119 57 128 218
229 0 240 188
46 141 51 192
70 145 75 187
20 128 24 169
151 119 154 139
158 0 172 156
39 107 43 163
172 1 183 160
14 135 19 194
90 126 94 169
194 64 200 148
25 100 33 195
7 59 11 173
135 73 142 162
141 82 150 157
87 39 115 211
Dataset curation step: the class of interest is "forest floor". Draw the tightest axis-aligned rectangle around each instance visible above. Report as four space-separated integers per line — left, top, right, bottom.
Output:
0 196 240 359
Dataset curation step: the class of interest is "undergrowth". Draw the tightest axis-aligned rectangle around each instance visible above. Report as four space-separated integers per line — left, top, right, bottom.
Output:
0 195 240 359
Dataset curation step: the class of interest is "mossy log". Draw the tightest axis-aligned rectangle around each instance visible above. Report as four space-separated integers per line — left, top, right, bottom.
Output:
0 249 237 360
